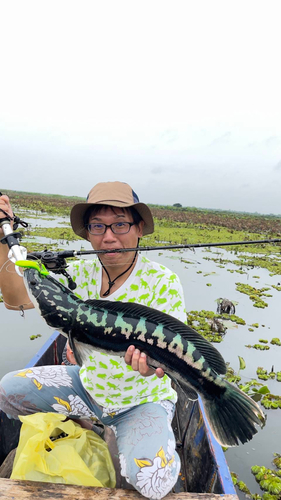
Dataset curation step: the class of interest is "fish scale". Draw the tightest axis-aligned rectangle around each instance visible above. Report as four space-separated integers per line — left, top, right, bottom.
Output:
20 262 266 448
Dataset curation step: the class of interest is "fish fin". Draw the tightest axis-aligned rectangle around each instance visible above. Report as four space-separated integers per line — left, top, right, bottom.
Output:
69 335 93 367
146 358 199 401
84 299 112 306
85 299 226 375
173 379 198 401
202 381 266 447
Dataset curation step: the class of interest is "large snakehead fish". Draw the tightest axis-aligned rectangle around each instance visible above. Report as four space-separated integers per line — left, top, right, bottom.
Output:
17 260 265 447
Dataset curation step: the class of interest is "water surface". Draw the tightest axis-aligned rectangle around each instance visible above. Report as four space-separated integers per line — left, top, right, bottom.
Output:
0 215 280 495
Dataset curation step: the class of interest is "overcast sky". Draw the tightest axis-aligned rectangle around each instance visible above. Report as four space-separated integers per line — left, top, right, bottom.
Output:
0 1 280 215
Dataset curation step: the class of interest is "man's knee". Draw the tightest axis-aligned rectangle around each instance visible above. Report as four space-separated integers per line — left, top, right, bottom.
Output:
120 448 181 499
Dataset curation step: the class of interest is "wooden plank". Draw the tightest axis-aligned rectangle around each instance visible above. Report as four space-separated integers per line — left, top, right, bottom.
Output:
0 478 238 499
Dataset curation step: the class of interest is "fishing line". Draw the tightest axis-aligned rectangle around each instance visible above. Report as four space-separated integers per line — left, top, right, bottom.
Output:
2 299 33 311
0 258 16 276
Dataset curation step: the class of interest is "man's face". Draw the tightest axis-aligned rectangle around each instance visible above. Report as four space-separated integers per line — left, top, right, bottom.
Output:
87 206 144 268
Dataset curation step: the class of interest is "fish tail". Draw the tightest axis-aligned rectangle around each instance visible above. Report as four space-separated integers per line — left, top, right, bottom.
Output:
202 381 265 447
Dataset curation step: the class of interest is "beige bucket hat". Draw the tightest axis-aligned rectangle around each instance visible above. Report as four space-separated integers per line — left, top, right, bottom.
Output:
70 181 154 240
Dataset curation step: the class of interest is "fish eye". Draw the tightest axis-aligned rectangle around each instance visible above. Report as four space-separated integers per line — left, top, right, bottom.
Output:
30 279 37 286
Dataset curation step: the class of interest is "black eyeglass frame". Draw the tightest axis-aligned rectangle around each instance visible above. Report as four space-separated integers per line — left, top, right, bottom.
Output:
86 222 136 235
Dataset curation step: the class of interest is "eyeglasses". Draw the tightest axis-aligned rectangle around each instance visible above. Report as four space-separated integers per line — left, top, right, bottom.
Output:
86 222 136 235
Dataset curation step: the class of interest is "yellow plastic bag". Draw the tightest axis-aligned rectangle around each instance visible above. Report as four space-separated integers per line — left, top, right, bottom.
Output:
11 412 116 487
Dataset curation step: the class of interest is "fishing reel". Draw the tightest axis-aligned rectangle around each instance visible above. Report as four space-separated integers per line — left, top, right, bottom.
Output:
28 250 77 290
0 192 76 289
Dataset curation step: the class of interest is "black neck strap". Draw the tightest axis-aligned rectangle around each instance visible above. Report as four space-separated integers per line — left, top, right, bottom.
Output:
100 251 138 297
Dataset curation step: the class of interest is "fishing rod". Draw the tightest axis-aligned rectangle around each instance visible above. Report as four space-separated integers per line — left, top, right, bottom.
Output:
27 237 281 260
25 237 281 290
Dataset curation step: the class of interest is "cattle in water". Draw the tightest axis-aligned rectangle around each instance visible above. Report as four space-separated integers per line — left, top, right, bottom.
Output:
217 298 235 315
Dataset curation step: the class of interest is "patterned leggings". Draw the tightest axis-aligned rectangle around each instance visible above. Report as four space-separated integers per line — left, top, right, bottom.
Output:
0 365 180 499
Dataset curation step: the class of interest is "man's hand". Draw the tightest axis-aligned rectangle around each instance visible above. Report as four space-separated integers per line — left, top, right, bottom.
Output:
0 194 13 235
124 345 165 378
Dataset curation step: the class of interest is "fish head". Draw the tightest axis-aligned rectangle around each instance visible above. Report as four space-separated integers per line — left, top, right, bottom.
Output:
22 266 76 331
23 267 49 300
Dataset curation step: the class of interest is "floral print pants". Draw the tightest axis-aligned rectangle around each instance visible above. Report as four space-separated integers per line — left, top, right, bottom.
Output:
0 365 181 499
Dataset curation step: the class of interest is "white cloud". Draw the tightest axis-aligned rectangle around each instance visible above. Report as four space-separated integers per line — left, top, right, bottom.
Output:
0 0 280 214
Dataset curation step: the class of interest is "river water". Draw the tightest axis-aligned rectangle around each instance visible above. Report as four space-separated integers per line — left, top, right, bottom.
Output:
0 214 280 496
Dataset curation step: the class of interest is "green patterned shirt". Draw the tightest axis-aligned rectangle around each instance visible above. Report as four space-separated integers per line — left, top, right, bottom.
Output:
59 255 186 410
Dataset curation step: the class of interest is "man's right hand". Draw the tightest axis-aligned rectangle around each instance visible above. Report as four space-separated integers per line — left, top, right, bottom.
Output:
0 194 14 235
0 193 34 310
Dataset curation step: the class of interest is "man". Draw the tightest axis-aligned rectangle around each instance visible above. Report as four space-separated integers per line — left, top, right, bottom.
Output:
0 182 187 499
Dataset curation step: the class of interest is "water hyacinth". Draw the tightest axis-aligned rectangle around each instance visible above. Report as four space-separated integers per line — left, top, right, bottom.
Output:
271 338 281 346
251 464 281 495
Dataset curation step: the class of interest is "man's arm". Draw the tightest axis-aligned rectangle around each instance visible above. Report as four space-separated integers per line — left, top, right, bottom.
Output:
0 194 34 310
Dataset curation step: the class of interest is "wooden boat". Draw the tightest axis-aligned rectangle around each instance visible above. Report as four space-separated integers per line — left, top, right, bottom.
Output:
0 331 238 499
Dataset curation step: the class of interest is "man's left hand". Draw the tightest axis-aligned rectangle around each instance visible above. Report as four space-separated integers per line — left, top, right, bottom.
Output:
124 345 165 378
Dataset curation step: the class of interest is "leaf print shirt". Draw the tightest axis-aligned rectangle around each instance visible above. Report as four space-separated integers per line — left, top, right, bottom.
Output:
59 255 187 410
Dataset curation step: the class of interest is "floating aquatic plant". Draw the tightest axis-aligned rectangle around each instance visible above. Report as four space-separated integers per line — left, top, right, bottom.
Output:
256 368 276 381
252 461 281 496
238 379 269 402
261 394 281 410
225 365 241 384
271 338 281 346
187 309 246 343
230 473 251 496
272 453 281 470
246 344 270 351
225 357 246 384
236 283 271 308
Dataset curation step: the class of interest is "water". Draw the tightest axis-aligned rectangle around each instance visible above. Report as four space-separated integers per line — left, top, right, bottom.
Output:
0 215 280 496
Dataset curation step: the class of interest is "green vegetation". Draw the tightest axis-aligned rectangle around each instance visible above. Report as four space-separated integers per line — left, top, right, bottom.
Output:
29 334 42 340
252 460 281 496
257 368 276 381
261 394 281 410
5 189 281 275
232 453 281 498
186 310 245 343
246 344 270 350
235 283 272 308
271 338 281 346
22 226 81 241
5 189 84 216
